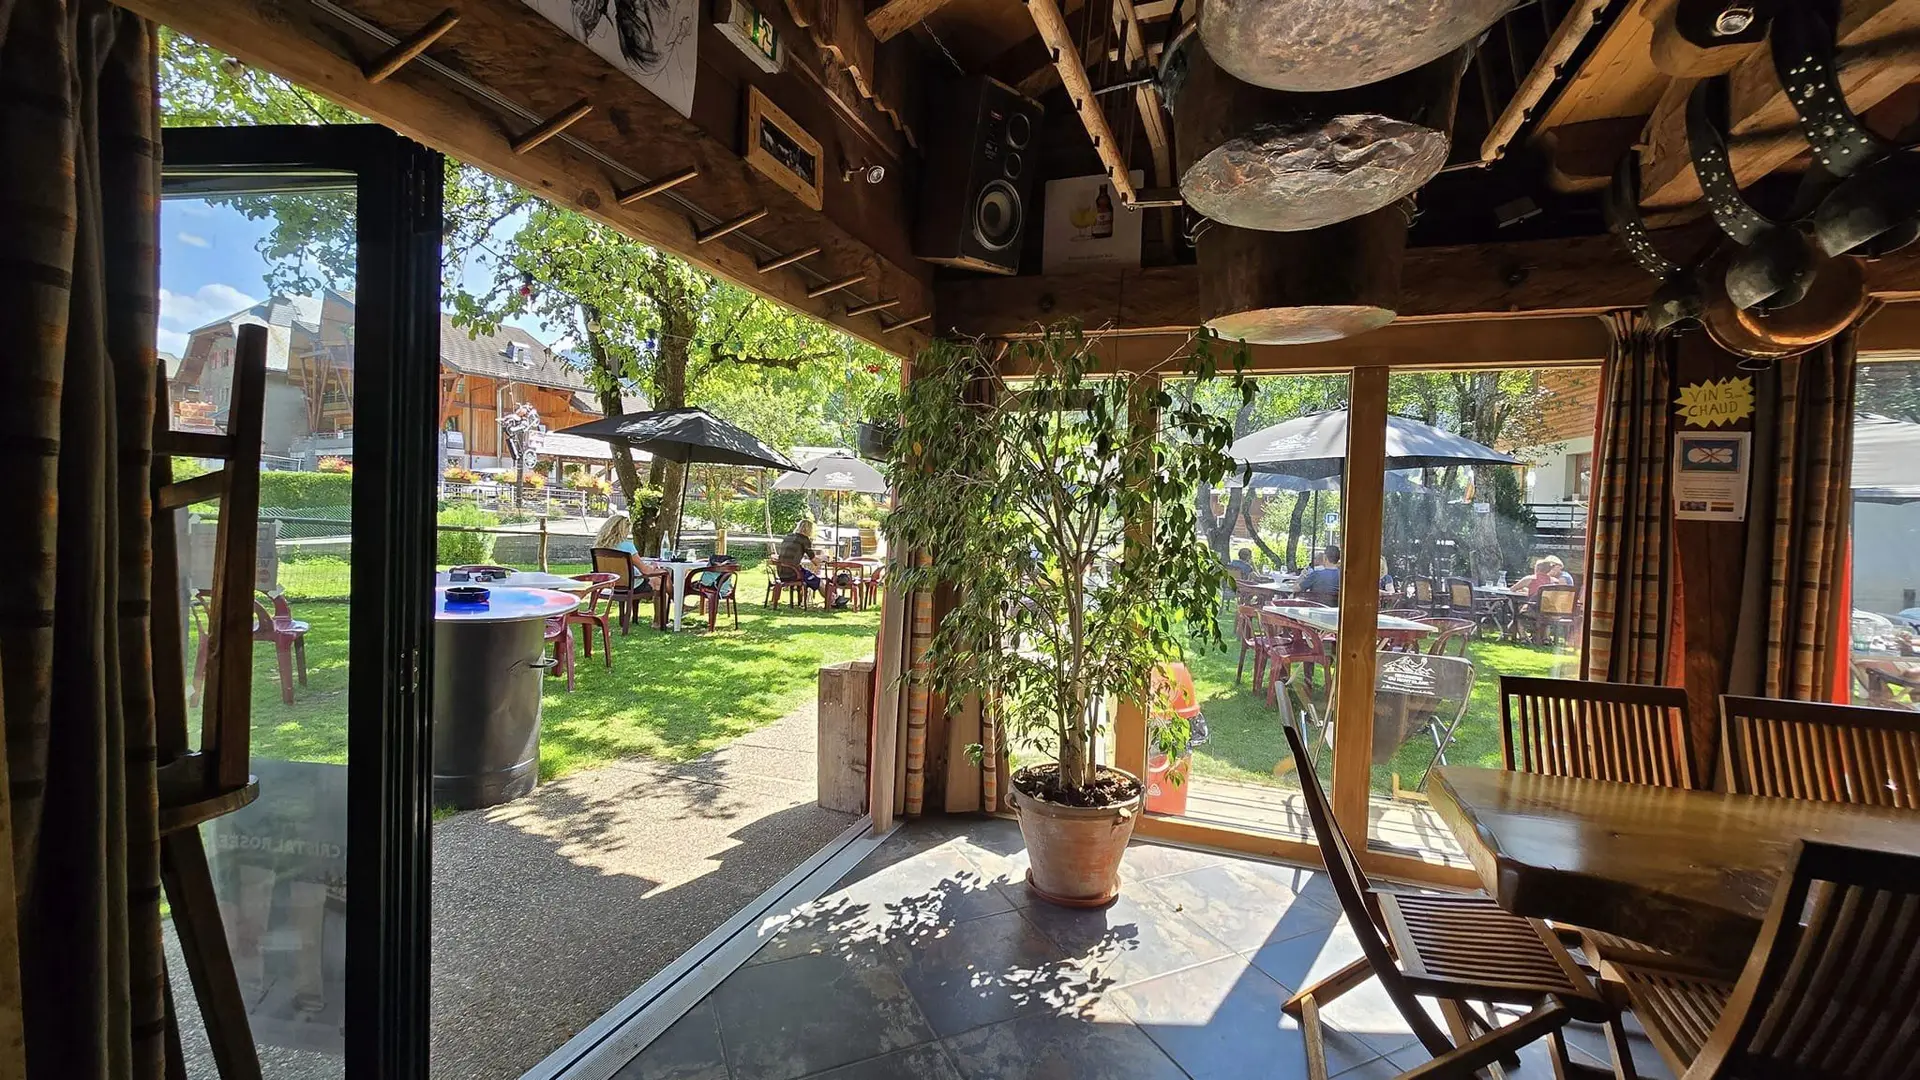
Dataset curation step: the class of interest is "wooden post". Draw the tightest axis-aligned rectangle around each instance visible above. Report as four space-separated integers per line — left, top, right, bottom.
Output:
1330 365 1389 841
538 516 550 571
1114 375 1159 782
205 323 267 792
817 659 874 813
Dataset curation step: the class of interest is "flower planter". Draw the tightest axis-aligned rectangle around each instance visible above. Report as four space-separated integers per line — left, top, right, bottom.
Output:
855 421 896 460
1011 766 1143 907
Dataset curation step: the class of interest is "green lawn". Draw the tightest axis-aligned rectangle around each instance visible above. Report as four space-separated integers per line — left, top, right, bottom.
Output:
203 559 878 781
1179 617 1580 794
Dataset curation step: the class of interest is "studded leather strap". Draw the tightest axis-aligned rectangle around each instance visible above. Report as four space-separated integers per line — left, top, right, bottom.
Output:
1687 76 1772 244
1605 152 1682 278
1605 151 1702 331
1771 1 1893 179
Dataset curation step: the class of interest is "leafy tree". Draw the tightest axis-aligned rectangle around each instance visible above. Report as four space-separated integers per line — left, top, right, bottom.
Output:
157 29 902 552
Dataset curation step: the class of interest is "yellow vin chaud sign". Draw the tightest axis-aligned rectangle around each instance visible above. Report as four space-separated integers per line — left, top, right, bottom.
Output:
1675 377 1755 428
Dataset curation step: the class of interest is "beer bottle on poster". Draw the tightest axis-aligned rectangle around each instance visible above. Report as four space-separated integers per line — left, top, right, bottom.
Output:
1093 185 1113 239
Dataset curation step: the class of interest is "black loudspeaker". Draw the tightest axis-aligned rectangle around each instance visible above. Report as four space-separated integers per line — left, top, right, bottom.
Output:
913 76 1044 275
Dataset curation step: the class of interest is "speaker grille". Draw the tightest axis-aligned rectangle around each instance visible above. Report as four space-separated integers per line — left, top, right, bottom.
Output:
973 180 1023 252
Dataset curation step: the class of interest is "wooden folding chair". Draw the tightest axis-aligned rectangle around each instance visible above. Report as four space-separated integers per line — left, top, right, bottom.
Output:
1719 695 1920 807
151 323 270 1080
1280 723 1625 1080
1599 840 1920 1079
1499 676 1697 789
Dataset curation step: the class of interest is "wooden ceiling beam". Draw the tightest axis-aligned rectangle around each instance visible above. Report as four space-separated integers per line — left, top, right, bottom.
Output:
1026 0 1138 203
935 231 1920 336
1639 0 1920 214
866 0 965 42
127 0 933 357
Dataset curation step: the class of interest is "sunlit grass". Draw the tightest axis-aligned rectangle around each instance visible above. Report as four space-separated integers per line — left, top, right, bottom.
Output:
1177 613 1579 792
195 564 878 780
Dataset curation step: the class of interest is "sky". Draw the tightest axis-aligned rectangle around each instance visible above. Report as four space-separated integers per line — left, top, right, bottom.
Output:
157 195 551 359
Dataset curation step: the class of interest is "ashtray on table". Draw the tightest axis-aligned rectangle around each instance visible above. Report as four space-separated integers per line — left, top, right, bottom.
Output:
445 586 491 605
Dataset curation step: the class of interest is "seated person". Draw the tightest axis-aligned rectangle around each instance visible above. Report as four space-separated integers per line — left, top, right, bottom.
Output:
776 519 845 608
1225 547 1256 584
595 511 637 554
1297 544 1342 604
1511 556 1573 596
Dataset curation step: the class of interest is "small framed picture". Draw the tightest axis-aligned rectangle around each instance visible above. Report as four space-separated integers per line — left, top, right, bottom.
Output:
713 0 783 74
744 87 823 211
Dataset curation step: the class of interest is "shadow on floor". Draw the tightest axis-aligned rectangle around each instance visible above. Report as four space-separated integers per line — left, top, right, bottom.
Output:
615 818 1674 1080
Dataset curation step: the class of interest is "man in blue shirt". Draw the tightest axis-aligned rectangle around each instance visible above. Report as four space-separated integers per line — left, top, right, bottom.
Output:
1298 544 1342 605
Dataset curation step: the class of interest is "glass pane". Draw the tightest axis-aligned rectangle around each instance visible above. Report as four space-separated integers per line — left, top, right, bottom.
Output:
1360 367 1599 869
161 190 356 1079
1149 374 1352 844
1850 359 1920 705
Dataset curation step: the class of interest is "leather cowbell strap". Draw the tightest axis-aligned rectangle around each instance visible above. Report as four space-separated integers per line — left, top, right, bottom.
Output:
1688 74 1823 312
1770 0 1920 258
1604 151 1701 333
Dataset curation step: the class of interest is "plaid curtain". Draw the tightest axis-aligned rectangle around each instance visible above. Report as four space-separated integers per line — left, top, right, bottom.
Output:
1583 312 1676 685
1760 334 1858 700
0 3 165 1077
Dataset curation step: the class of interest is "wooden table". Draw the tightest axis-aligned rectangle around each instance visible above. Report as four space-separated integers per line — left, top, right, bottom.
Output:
435 570 596 593
1429 765 1920 968
1238 578 1298 600
1262 605 1435 649
829 557 882 609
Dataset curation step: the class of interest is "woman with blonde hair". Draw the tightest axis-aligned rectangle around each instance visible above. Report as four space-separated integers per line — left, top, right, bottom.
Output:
594 512 635 552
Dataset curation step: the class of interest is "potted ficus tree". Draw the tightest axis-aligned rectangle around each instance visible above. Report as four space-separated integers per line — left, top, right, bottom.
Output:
886 324 1248 906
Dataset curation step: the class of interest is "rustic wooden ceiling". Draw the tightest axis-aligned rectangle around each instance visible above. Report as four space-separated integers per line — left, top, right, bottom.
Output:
124 0 1920 346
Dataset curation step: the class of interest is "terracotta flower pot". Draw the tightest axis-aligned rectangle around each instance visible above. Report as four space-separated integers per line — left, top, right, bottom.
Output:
1011 766 1144 907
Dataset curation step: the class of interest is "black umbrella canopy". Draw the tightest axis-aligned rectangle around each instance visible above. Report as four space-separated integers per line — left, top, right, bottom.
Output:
553 407 799 471
1228 469 1426 494
1230 410 1521 480
772 452 889 494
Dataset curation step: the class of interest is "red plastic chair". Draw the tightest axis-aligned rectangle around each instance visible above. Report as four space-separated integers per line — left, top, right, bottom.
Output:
687 564 740 630
191 589 309 706
568 572 620 668
1261 605 1333 700
544 616 575 692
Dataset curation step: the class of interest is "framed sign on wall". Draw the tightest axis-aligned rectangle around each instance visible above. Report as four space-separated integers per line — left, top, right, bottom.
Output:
744 86 824 210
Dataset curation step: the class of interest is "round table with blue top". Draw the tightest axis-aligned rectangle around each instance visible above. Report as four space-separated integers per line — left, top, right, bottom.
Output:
432 586 579 809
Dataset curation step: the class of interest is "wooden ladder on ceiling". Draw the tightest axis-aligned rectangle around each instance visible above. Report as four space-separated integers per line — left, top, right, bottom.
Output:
152 322 268 1080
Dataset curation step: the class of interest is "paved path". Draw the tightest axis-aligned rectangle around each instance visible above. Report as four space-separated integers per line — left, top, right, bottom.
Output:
169 704 857 1080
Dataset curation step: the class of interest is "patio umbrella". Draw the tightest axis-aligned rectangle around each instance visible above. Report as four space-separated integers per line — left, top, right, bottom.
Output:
1230 410 1521 480
774 451 889 552
1228 469 1426 493
554 407 799 546
1853 413 1920 503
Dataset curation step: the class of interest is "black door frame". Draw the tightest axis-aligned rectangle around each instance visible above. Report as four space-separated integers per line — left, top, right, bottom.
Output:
161 124 442 1080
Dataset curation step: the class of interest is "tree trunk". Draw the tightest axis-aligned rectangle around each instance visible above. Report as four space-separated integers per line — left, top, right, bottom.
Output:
1240 496 1284 566
1285 491 1309 570
584 323 644 543
636 315 693 554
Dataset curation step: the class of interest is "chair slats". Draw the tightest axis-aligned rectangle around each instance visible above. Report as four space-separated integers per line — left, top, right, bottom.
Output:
1720 696 1920 808
1500 676 1695 789
1277 725 1617 1079
1607 841 1920 1080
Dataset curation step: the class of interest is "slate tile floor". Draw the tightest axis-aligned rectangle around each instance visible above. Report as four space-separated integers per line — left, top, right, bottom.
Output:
614 819 1673 1080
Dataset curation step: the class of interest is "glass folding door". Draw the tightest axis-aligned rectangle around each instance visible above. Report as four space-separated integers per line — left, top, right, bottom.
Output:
159 125 442 1078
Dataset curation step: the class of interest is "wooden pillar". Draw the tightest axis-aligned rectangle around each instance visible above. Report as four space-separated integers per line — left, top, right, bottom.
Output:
1113 375 1161 782
1330 365 1389 839
1670 332 1755 782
